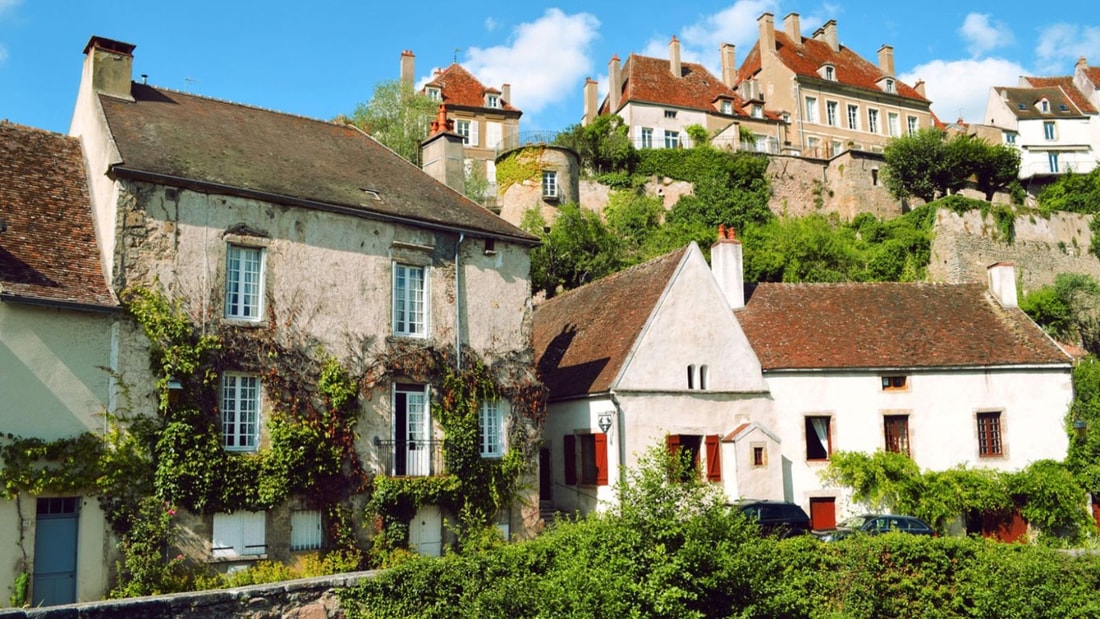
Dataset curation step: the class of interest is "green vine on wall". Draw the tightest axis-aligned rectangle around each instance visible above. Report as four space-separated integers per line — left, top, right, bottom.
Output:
495 148 546 193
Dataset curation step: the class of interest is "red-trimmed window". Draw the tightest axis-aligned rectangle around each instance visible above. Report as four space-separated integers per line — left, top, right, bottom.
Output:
704 435 721 482
564 434 607 486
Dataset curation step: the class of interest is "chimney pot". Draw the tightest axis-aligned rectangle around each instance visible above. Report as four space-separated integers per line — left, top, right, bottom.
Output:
81 36 136 101
711 225 745 309
987 261 1018 308
583 77 599 126
720 43 737 88
670 35 682 78
784 13 801 43
822 20 839 52
608 54 623 113
877 44 895 77
400 49 416 87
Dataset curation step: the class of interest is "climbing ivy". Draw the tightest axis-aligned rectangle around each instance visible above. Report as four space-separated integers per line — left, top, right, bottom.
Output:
495 148 545 193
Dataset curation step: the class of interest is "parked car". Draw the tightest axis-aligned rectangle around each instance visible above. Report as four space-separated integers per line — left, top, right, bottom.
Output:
733 500 812 538
815 514 936 542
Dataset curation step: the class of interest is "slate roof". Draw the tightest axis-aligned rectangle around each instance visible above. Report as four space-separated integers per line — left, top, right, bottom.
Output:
424 64 521 113
739 31 928 104
0 122 116 309
533 247 687 398
1022 76 1097 114
602 54 782 121
736 282 1069 371
995 84 1089 120
98 84 536 243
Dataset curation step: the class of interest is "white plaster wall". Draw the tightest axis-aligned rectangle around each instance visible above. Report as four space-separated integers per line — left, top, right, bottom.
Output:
0 304 115 440
1017 117 1096 177
543 397 618 514
622 104 710 148
766 368 1073 518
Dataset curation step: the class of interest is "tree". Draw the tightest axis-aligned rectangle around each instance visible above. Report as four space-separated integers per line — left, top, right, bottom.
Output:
1039 168 1100 214
522 204 623 297
555 115 639 175
882 128 952 203
971 142 1021 201
685 124 710 148
348 80 438 165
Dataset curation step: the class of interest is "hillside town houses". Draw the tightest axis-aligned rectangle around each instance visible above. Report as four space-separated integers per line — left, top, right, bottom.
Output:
1 11 1097 606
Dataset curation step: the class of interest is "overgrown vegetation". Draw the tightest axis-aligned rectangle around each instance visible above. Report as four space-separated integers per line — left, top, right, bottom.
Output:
347 80 438 165
341 447 1100 618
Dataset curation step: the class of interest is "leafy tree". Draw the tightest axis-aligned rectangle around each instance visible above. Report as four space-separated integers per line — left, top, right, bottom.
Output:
348 80 438 165
522 204 623 298
685 123 710 147
604 190 665 265
1039 168 1100 214
883 127 951 202
555 115 639 175
971 142 1022 201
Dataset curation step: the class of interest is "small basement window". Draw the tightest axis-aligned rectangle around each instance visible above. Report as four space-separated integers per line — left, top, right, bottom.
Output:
881 376 907 391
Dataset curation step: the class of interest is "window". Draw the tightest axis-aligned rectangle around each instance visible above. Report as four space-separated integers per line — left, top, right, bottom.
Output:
885 78 895 93
222 373 260 451
479 399 505 458
290 509 322 551
907 115 918 135
454 119 478 146
826 101 838 126
720 100 733 114
1040 99 1050 113
805 416 832 461
485 122 502 150
1005 132 1018 144
426 87 441 101
884 415 910 456
640 127 653 149
541 171 558 199
1044 121 1056 141
664 130 681 149
847 105 859 130
664 110 677 119
752 444 766 467
977 411 1003 457
1049 152 1060 173
824 65 835 81
687 364 695 389
881 376 907 391
888 112 900 137
393 264 427 337
752 105 763 119
212 511 266 558
564 433 608 486
699 365 709 390
394 384 432 476
805 96 819 124
867 109 879 134
808 136 820 153
486 94 500 108
225 244 264 321
872 167 879 185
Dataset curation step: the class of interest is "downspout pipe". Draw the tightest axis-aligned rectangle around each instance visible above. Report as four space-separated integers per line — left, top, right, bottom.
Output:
609 390 628 488
455 233 465 369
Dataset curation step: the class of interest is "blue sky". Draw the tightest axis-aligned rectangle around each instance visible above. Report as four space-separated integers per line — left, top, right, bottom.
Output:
2 1 1099 136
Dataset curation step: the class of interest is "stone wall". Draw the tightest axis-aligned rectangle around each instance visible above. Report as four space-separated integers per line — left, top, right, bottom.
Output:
929 209 1100 290
0 571 377 619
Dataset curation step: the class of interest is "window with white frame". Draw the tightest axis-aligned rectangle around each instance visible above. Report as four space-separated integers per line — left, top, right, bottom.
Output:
752 105 763 118
640 127 653 149
1049 152 1060 173
826 101 838 126
884 78 895 93
542 171 558 198
665 130 680 149
225 244 264 321
426 87 441 101
888 112 900 137
720 100 733 114
1005 132 1017 145
824 65 835 81
222 373 260 451
907 115 918 135
479 399 505 458
454 119 478 146
486 94 500 108
393 264 427 337
867 109 880 134
212 511 266 558
805 416 832 461
805 96 819 124
1044 121 1056 141
847 104 859 130
486 121 503 150
290 509 322 551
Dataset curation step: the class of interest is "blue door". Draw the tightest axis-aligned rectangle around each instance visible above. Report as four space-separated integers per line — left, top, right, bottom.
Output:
33 497 79 606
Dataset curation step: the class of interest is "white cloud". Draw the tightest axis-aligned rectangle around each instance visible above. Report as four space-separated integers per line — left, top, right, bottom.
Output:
463 9 600 116
0 0 21 13
958 13 1013 58
901 57 1026 124
484 17 497 32
1035 23 1100 74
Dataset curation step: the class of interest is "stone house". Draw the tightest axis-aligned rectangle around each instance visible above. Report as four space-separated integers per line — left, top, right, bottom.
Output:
738 12 934 158
584 37 787 152
0 122 120 605
68 33 539 582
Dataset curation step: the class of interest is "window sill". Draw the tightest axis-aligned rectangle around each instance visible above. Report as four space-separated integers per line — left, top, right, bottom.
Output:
222 317 269 328
208 553 267 564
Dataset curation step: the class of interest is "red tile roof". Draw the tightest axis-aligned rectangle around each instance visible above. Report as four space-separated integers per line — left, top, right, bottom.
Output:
737 282 1069 370
1023 76 1097 114
0 122 116 309
98 85 535 243
604 54 782 120
425 64 521 113
739 32 928 104
534 247 687 398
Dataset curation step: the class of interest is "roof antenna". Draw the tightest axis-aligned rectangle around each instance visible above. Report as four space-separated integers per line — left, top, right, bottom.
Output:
454 48 461 64
185 77 197 91
141 74 148 85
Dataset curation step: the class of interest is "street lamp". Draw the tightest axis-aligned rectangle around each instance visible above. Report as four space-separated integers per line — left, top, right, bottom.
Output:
597 412 613 434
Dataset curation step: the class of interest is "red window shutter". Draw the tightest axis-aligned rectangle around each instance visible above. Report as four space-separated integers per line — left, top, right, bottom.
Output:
666 434 681 454
705 434 721 482
594 434 609 486
563 434 577 485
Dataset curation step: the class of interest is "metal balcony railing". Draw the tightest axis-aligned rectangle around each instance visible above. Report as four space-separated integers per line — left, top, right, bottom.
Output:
495 131 564 155
372 437 446 477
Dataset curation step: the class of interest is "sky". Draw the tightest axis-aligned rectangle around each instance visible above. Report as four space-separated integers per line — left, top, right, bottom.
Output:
2 1 1100 137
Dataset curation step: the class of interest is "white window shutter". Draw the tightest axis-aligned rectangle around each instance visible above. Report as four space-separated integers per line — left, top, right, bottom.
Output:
241 511 266 556
469 121 479 147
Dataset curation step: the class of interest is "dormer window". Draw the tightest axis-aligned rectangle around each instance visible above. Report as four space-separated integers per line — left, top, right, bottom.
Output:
884 78 895 93
1039 99 1050 113
1059 104 1069 112
752 105 763 118
720 100 733 114
820 65 836 81
486 94 500 108
426 87 441 101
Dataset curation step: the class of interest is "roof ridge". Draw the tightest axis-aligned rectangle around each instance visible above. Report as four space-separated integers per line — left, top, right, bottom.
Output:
537 245 688 306
140 83 346 128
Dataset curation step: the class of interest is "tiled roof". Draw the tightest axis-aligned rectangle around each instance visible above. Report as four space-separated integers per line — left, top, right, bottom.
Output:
992 86 1087 120
736 282 1069 371
739 33 928 103
0 122 116 309
533 247 687 398
1086 66 1100 86
98 84 535 243
604 54 782 120
425 64 521 113
1023 76 1097 114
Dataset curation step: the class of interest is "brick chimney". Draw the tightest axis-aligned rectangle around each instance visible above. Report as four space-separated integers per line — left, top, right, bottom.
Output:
822 20 839 52
420 105 465 194
608 55 622 113
914 79 926 98
80 36 136 101
721 43 737 88
758 13 776 54
878 45 895 77
987 262 1018 308
400 50 415 87
501 83 511 104
670 36 682 77
711 225 745 310
583 78 599 125
784 13 801 43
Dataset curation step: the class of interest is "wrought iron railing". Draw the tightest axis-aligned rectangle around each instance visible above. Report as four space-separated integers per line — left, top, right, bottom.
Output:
372 437 446 477
495 131 564 155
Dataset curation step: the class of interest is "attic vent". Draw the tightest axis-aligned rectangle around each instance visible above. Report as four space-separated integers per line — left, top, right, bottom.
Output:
360 188 381 202
1060 104 1070 111
1017 103 1027 110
